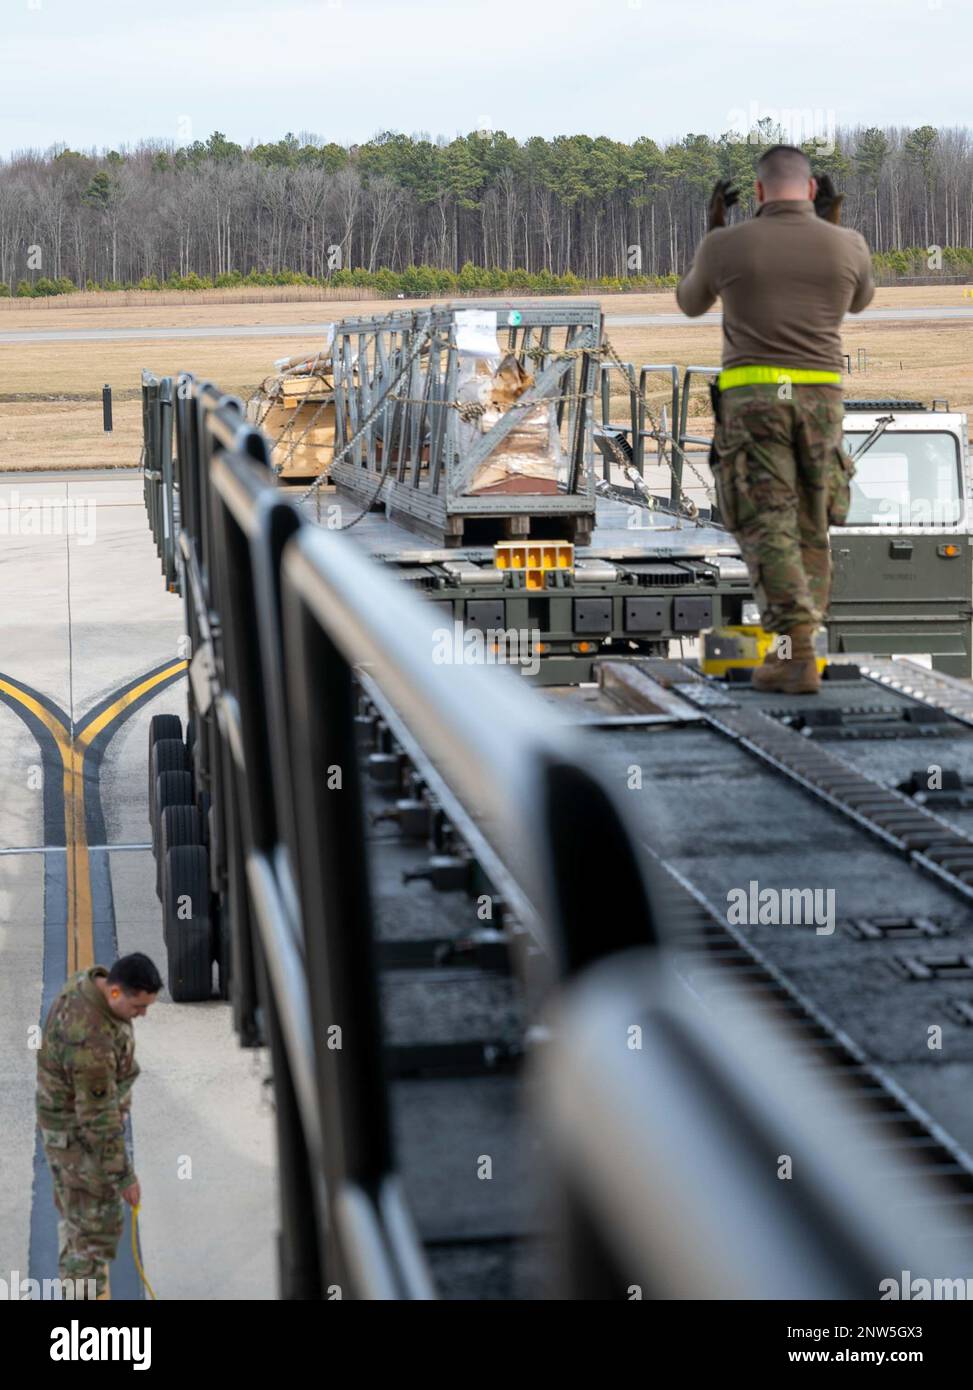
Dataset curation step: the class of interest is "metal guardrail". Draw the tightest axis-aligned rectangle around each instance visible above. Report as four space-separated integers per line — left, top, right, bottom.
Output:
142 366 962 1300
598 362 681 483
595 361 723 516
141 370 177 589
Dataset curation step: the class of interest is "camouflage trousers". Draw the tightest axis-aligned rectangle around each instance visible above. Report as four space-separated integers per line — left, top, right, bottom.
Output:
43 1135 123 1299
712 384 854 634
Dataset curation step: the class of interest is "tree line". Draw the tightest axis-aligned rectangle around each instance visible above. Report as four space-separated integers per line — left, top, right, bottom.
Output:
1 122 971 293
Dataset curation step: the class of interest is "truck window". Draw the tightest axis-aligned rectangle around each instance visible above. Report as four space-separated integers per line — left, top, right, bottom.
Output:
841 432 963 527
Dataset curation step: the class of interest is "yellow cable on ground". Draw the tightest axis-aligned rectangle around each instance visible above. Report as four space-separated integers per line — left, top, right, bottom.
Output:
131 1204 157 1300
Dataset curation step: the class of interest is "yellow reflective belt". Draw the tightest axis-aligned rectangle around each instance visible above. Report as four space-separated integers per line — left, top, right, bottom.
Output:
718 365 842 390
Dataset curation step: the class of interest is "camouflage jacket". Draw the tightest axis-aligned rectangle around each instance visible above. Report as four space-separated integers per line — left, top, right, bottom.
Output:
36 967 139 1190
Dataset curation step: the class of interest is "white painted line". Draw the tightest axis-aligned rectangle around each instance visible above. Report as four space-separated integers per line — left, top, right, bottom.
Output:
0 842 151 856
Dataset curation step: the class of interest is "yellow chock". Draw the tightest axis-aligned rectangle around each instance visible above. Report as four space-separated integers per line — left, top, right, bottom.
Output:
702 625 827 678
494 540 574 588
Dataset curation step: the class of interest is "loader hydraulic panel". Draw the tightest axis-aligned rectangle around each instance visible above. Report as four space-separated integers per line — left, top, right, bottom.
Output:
383 547 750 684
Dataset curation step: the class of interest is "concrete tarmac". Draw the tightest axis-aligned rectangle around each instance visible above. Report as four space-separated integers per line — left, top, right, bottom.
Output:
0 473 277 1300
0 304 970 344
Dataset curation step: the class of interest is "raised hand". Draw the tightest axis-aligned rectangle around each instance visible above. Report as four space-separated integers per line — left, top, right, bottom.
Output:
707 179 740 230
813 173 844 224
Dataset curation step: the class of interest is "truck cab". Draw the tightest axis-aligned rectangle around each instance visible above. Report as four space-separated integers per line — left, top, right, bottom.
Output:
828 401 973 677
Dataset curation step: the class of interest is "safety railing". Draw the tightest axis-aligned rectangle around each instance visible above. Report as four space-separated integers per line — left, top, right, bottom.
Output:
141 370 178 590
597 362 681 479
595 361 720 512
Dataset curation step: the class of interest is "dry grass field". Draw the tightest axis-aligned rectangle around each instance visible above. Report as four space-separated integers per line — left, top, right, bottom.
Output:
0 286 970 471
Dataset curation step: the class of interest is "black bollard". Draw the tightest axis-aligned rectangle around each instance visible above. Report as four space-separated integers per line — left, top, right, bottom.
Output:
102 384 113 432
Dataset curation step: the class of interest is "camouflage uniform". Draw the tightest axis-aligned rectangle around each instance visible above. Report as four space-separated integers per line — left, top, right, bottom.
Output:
36 966 139 1299
712 383 855 634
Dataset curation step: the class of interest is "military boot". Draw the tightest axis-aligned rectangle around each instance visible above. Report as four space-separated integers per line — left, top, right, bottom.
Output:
750 625 821 695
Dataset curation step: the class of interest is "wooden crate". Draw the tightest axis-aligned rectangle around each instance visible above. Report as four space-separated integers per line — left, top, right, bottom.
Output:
271 400 336 480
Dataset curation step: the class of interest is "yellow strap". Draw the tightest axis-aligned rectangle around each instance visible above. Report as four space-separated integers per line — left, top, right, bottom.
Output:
131 1203 158 1300
718 365 842 390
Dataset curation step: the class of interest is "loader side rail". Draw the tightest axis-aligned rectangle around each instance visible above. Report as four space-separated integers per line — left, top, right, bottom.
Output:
150 370 662 1295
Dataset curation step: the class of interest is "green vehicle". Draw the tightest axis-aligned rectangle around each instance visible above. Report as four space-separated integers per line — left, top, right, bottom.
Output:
829 401 973 677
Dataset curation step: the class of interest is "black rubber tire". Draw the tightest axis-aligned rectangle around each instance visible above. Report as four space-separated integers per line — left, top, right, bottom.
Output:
149 738 189 843
185 716 196 759
154 770 193 857
149 714 182 749
163 845 213 1003
157 804 201 902
148 719 183 817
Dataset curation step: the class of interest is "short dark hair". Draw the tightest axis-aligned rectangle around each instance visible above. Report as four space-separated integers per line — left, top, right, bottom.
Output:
107 953 162 995
756 144 811 187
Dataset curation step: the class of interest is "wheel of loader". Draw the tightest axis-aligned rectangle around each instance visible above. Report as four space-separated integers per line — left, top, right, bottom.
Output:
163 845 213 1003
154 770 193 857
157 803 201 902
149 714 182 748
149 737 189 842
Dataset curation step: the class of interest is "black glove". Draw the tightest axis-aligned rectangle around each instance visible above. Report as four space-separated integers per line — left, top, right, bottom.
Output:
812 173 844 224
707 179 740 231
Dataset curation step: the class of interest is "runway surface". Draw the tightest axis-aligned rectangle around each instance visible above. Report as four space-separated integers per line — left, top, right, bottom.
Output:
0 304 970 344
0 473 276 1299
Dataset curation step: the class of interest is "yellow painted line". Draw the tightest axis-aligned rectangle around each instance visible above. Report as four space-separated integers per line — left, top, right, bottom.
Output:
0 679 69 751
1 662 188 974
76 662 188 750
0 678 86 968
66 744 90 976
70 662 187 971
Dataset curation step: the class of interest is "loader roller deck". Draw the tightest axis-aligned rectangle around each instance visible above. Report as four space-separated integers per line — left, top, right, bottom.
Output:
540 660 973 1166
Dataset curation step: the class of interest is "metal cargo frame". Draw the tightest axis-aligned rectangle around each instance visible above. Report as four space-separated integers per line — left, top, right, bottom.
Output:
328 301 602 546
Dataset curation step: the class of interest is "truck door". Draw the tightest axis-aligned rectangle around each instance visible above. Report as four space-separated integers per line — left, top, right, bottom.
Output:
828 425 973 678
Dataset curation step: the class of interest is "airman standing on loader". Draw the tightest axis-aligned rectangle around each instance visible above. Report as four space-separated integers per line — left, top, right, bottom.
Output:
36 954 161 1299
676 144 875 693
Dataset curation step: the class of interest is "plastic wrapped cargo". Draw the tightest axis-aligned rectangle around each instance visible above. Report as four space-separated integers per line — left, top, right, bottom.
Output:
453 310 565 495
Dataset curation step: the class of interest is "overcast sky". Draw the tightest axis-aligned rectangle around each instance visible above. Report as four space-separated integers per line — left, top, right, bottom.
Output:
0 0 970 157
